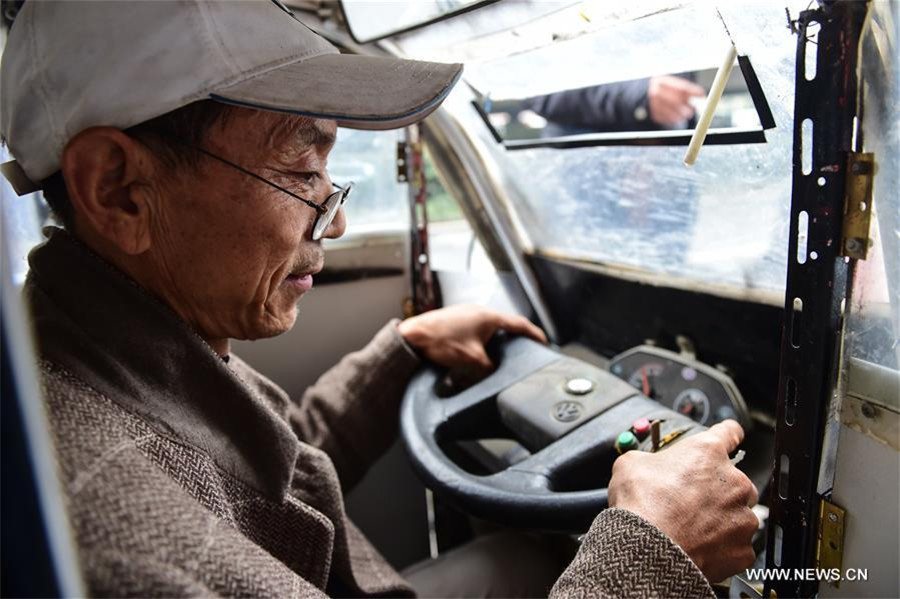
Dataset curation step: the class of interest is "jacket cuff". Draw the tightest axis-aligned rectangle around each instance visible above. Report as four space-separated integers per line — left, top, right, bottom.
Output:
357 318 421 421
386 318 423 365
550 508 714 599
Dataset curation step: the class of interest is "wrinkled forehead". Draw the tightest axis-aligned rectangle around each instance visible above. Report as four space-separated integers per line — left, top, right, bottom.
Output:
272 116 337 150
213 107 337 157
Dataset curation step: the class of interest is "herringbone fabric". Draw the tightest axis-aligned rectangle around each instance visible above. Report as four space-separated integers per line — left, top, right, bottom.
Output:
42 362 334 597
39 334 417 597
26 229 417 597
26 228 714 597
551 509 714 598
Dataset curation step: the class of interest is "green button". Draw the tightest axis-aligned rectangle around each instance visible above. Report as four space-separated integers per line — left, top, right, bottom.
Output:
615 431 639 454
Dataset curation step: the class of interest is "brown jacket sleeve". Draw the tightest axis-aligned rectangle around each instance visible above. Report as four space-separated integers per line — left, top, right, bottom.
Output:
550 508 714 599
285 319 421 490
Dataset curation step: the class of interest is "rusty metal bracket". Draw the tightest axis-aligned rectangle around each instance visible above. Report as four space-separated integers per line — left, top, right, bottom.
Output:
397 140 410 183
817 500 846 587
841 152 875 259
765 2 868 597
404 126 440 314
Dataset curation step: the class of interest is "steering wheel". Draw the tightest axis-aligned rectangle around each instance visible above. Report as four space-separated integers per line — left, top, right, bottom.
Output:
401 334 704 533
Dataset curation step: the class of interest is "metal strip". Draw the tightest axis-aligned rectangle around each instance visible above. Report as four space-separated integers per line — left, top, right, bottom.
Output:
738 55 777 130
765 3 868 597
423 109 561 343
1 186 85 595
502 127 767 151
405 126 441 314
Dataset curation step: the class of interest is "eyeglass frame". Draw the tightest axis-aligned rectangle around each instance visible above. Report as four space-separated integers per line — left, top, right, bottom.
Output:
194 146 351 240
142 136 352 240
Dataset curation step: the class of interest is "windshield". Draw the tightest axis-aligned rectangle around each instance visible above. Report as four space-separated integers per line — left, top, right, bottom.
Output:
400 1 809 300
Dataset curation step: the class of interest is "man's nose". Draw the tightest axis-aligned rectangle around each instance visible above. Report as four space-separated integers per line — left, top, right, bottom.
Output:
320 206 346 240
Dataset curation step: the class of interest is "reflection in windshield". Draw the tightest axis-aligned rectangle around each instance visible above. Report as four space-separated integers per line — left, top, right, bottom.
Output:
428 2 803 298
483 67 759 141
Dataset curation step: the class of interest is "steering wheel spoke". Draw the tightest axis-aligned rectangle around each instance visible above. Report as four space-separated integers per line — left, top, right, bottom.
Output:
401 334 703 532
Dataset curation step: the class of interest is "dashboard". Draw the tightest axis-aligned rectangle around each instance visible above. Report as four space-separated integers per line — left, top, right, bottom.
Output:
609 345 751 429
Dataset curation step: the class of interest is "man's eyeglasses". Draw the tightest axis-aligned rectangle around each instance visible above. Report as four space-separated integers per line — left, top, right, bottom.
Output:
192 146 352 241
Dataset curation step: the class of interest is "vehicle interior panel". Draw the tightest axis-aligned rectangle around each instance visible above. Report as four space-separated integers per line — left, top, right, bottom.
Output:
528 254 784 417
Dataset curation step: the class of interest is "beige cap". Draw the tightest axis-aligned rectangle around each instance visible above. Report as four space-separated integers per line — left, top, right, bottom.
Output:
0 0 462 194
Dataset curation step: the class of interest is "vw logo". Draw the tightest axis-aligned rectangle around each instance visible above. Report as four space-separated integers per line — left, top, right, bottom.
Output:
552 401 583 423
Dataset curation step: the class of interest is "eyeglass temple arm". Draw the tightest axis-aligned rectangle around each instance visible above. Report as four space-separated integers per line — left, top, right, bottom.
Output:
193 147 326 215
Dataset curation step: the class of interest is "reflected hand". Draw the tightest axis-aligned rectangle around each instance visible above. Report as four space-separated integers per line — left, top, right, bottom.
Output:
398 304 547 374
609 420 758 582
647 75 706 126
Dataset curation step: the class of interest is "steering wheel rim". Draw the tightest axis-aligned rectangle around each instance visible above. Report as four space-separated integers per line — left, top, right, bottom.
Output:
401 335 705 533
401 336 614 533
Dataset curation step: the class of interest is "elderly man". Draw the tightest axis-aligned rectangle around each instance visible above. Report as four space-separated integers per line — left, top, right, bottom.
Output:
1 1 758 597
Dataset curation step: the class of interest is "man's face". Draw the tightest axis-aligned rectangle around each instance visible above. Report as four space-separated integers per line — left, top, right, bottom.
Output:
145 109 342 344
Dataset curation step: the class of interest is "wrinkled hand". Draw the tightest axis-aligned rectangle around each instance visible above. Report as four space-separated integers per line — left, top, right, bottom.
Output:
609 420 758 583
647 75 706 126
398 304 547 374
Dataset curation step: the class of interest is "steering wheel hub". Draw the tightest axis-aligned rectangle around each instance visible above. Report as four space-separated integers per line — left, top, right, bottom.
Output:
401 335 704 533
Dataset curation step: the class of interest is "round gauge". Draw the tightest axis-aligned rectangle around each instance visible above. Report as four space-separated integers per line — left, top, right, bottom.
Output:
673 388 711 424
627 363 665 398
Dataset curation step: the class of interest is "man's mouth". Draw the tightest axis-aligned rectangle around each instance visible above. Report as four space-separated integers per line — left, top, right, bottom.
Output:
284 263 322 292
284 273 314 291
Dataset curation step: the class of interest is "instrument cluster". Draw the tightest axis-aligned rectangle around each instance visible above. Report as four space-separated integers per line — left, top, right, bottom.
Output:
609 345 750 429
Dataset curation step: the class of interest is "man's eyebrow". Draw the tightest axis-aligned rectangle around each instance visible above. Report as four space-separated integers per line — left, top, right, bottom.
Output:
269 116 336 150
302 123 336 148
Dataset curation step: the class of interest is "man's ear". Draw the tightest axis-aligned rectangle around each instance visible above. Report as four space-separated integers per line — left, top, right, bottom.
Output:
60 127 156 255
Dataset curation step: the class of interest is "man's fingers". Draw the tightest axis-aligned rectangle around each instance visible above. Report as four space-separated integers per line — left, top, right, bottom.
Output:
660 104 690 123
497 314 548 344
651 103 690 126
705 419 745 454
468 343 494 372
660 76 706 98
748 479 760 507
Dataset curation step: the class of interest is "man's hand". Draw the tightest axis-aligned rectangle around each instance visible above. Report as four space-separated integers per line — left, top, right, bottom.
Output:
647 75 706 126
398 304 547 373
609 420 758 583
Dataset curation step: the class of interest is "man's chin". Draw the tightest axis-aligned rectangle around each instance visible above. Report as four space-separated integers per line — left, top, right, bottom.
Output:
241 307 299 341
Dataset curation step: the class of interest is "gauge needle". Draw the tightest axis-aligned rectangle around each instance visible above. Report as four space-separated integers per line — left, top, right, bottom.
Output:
641 367 651 397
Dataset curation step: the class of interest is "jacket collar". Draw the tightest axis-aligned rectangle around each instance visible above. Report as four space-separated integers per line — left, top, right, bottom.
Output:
25 228 300 500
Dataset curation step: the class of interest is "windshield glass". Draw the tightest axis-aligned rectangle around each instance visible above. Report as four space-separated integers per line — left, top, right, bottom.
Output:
478 64 766 143
341 0 486 43
401 1 809 300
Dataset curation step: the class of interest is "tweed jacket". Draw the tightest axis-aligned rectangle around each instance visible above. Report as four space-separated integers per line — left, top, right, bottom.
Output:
25 228 713 598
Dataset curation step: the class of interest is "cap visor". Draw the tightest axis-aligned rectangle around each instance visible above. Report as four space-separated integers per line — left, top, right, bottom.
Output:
211 54 462 130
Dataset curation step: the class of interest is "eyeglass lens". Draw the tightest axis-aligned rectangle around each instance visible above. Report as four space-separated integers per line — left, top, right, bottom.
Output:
312 185 351 240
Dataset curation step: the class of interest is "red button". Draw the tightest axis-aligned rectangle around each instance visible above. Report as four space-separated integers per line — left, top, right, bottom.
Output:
632 418 651 437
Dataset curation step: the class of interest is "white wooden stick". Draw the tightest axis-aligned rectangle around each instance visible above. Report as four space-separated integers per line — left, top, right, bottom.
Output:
683 44 737 167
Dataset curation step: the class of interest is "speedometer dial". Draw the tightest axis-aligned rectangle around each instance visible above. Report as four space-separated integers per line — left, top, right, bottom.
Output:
610 345 750 429
626 363 665 398
673 388 711 424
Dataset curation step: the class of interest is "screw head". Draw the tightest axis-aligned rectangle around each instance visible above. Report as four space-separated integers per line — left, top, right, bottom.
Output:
565 378 594 395
845 238 862 253
828 512 839 523
851 160 872 175
861 402 877 418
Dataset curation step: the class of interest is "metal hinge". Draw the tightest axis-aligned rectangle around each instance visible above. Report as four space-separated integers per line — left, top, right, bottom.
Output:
841 152 875 260
817 499 847 588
